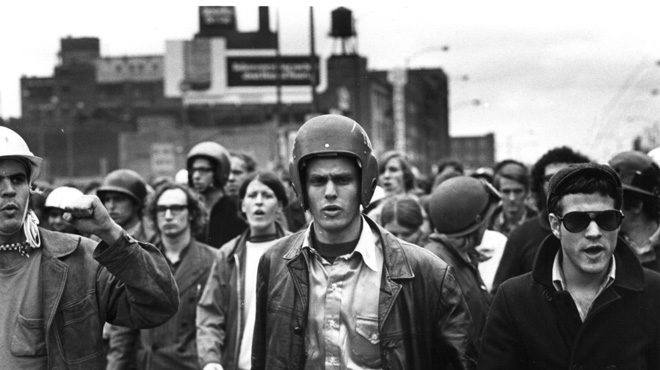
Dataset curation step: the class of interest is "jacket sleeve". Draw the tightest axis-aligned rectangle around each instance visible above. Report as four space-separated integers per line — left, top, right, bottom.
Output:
93 231 179 329
196 258 227 367
477 284 525 370
105 324 139 370
435 267 478 370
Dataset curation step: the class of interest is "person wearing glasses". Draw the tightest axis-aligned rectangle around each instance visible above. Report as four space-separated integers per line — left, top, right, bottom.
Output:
479 163 660 369
108 182 216 370
492 147 590 292
197 171 290 370
424 176 501 347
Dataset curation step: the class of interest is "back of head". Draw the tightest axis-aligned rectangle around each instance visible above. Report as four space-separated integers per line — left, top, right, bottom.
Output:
97 169 148 206
187 141 231 188
381 195 424 230
546 163 622 216
289 114 378 209
430 176 501 238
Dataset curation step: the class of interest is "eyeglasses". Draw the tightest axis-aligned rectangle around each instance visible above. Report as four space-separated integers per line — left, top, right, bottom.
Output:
155 204 188 215
555 210 624 233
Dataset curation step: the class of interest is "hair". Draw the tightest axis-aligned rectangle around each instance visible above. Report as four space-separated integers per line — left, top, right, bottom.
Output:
623 190 660 221
547 176 622 216
147 181 208 238
493 159 530 191
230 151 258 173
239 171 288 207
379 151 416 192
380 195 424 229
531 146 591 211
436 159 464 176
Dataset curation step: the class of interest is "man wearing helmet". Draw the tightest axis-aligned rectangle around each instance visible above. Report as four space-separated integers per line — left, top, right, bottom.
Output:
252 115 476 370
0 126 178 369
187 142 247 248
609 151 660 273
425 176 501 346
44 185 85 235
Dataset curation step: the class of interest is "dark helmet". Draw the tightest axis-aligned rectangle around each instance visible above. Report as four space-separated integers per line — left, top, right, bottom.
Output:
430 176 501 238
609 151 660 199
289 114 379 209
97 169 148 206
186 141 231 188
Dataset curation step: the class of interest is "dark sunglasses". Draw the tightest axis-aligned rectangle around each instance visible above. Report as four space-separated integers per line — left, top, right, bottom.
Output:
155 204 188 215
555 210 624 233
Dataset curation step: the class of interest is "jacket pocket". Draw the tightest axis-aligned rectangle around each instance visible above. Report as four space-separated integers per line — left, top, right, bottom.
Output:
352 315 381 368
11 314 46 357
56 294 104 363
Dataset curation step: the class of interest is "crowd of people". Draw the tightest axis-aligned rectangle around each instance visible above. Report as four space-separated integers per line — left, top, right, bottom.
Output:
2 112 660 369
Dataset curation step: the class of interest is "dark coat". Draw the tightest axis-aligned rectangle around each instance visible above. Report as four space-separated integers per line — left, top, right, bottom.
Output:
424 234 491 346
108 239 216 370
196 223 290 370
35 228 178 370
252 217 477 370
479 234 660 370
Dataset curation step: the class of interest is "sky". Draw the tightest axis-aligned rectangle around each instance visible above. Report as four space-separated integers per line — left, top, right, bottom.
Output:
2 1 660 165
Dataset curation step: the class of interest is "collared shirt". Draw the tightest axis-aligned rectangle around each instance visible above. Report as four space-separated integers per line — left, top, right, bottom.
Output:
620 222 660 265
302 216 384 370
552 251 616 321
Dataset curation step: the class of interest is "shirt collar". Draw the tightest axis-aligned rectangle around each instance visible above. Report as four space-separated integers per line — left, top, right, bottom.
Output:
552 250 616 291
302 216 380 272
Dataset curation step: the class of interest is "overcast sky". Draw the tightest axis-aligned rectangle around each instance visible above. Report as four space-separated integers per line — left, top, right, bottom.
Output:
2 1 660 164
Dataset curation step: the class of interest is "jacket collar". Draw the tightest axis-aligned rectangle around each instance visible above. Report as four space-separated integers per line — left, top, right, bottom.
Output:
532 233 645 292
39 228 81 258
228 221 289 262
283 215 414 280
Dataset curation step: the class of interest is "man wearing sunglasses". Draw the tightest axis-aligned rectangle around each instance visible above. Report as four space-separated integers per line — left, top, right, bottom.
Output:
479 163 660 369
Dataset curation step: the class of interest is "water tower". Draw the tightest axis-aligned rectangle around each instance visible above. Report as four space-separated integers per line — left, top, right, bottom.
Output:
330 7 357 55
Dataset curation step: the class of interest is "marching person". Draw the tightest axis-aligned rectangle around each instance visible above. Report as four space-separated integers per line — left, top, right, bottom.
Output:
108 182 216 370
0 126 178 369
44 185 85 235
197 171 290 370
252 115 476 370
479 163 660 369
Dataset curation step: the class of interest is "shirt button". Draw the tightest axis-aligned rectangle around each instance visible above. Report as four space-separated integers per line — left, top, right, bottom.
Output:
293 326 303 335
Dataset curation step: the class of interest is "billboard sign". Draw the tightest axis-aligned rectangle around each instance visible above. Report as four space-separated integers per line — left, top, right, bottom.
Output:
227 56 319 87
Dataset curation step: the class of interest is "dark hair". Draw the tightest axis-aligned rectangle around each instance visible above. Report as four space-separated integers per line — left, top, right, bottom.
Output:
147 182 208 238
531 146 590 210
547 177 622 215
436 159 464 176
381 195 424 229
493 159 530 191
379 151 415 192
230 151 258 173
239 171 288 207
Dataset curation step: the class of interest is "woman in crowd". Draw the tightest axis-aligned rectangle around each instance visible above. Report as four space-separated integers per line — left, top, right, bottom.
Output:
380 195 427 245
197 171 290 370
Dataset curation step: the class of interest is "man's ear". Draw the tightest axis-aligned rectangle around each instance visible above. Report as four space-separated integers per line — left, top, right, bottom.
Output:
548 213 561 239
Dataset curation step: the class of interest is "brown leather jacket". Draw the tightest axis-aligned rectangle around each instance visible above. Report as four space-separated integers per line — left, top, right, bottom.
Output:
252 216 477 370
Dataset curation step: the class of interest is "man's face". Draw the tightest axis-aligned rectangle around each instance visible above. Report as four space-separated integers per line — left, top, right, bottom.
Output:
305 156 361 243
380 157 405 196
226 156 250 197
499 177 527 218
549 193 618 280
100 191 139 229
48 208 77 234
0 159 30 238
156 188 191 239
190 158 216 194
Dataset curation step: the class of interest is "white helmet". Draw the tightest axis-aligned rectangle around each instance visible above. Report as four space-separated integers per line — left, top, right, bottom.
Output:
0 126 42 182
648 147 660 168
45 186 84 210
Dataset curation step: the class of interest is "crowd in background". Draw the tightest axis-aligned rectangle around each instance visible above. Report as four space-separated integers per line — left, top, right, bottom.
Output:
23 126 660 369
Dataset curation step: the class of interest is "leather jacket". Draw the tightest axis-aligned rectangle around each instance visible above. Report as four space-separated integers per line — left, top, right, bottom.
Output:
252 216 477 370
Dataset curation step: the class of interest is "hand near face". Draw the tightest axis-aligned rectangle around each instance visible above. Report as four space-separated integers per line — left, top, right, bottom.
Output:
63 195 123 244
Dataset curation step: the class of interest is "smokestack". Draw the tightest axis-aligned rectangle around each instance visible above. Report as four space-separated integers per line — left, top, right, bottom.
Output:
259 6 270 33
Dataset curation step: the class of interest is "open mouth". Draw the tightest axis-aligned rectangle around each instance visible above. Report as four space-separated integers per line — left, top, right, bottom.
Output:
254 210 265 216
584 246 605 256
